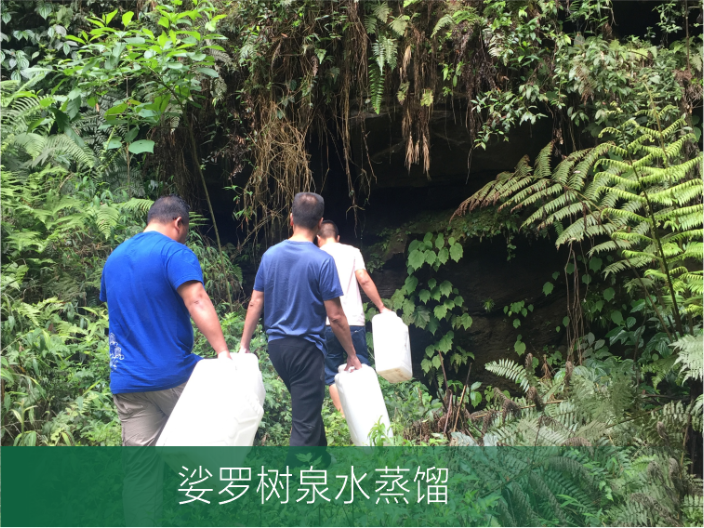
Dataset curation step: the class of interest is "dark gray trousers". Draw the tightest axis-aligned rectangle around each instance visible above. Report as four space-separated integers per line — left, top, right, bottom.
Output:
267 336 328 447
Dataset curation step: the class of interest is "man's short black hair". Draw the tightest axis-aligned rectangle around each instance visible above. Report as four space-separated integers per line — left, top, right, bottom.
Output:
292 192 325 230
319 219 339 239
147 194 190 225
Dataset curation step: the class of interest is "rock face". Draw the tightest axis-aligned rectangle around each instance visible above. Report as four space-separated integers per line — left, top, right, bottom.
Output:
354 107 553 191
364 230 569 393
323 103 566 394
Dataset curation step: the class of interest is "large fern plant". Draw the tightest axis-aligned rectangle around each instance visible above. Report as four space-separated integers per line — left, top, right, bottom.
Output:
0 79 150 446
1 78 95 174
453 104 703 525
464 351 704 526
458 105 703 335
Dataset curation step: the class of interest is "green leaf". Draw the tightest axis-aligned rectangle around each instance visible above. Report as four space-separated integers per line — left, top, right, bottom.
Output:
603 287 615 301
582 274 592 285
421 358 432 373
49 108 85 147
128 139 154 154
437 247 449 264
421 88 434 107
418 289 431 304
562 316 570 327
414 305 431 329
552 271 559 280
403 275 418 295
434 304 448 320
458 313 472 330
422 232 433 247
438 280 453 298
427 278 437 290
1 364 15 382
470 391 482 407
124 127 139 143
437 331 454 352
543 282 554 296
589 257 603 272
427 316 439 335
105 9 118 25
105 138 122 150
435 233 445 249
408 249 425 270
408 240 423 253
513 319 521 329
626 317 636 329
390 289 406 311
66 95 81 120
432 355 442 369
423 250 436 266
402 298 416 317
611 311 623 325
450 242 463 262
105 103 128 115
196 67 219 77
122 12 134 26
514 340 526 356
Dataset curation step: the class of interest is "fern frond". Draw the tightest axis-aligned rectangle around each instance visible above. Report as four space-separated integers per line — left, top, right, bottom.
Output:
120 198 154 214
369 62 385 115
672 334 703 383
485 359 530 392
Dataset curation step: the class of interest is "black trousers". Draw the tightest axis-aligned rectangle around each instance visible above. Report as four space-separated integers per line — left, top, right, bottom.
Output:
267 336 328 447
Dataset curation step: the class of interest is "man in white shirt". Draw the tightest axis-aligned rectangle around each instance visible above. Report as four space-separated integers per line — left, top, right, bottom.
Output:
317 220 391 413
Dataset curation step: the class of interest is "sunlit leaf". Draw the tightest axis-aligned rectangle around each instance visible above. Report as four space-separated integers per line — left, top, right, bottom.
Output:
450 242 463 262
128 139 154 154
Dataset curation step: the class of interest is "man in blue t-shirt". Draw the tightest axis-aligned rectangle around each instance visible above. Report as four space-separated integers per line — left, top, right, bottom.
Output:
100 194 232 445
239 192 361 447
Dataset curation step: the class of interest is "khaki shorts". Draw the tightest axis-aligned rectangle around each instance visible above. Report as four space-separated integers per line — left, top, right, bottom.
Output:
113 383 186 446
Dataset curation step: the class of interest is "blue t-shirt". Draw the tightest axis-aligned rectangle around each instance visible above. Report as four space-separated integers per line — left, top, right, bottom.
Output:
100 231 204 394
253 240 343 353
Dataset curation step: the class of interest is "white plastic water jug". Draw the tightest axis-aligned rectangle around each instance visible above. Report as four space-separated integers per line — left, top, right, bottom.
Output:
372 312 413 383
335 364 393 446
157 353 265 447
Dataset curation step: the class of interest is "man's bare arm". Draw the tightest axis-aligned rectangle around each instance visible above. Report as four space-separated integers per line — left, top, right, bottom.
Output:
324 297 362 370
239 290 264 353
177 280 230 358
355 269 391 313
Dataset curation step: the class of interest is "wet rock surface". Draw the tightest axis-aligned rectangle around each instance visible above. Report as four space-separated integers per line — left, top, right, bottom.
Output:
363 230 569 393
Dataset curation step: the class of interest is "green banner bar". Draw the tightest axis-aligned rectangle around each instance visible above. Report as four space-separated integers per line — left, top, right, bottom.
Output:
0 446 683 527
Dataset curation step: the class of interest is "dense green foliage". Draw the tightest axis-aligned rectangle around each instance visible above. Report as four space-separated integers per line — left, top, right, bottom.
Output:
0 77 241 445
1 0 702 525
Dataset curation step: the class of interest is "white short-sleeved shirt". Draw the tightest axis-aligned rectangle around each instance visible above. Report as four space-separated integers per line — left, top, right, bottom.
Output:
320 242 366 326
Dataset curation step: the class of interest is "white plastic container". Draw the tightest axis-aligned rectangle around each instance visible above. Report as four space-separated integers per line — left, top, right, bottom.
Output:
372 312 413 383
157 353 265 447
335 364 393 446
